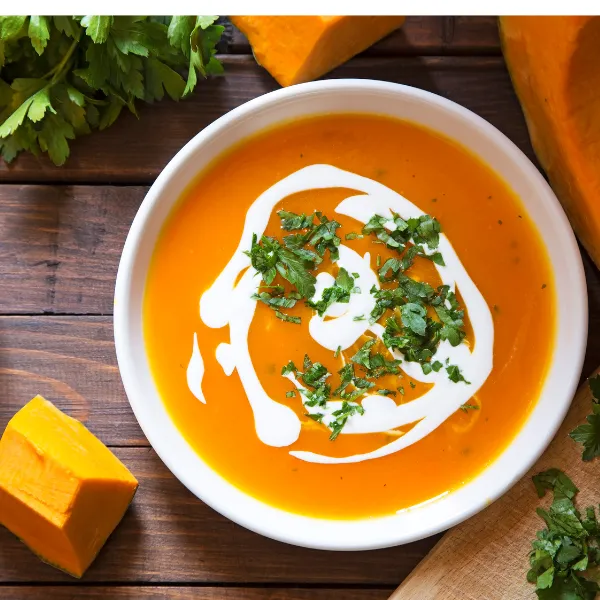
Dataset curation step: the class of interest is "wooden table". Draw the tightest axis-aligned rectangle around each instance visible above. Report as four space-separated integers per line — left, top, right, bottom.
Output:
0 16 598 600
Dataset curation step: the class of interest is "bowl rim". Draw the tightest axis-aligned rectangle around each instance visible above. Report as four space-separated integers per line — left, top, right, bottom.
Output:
114 78 587 551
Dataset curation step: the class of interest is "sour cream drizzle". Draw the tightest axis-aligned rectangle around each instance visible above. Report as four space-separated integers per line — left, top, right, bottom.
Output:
188 165 494 464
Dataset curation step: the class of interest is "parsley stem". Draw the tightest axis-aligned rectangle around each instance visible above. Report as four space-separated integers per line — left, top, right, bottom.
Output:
46 35 81 83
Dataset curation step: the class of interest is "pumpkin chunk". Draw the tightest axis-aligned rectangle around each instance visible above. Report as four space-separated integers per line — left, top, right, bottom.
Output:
0 396 138 577
231 16 405 87
500 16 600 267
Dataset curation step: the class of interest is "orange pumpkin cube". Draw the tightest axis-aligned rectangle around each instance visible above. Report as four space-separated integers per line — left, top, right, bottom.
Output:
231 16 406 86
0 396 138 577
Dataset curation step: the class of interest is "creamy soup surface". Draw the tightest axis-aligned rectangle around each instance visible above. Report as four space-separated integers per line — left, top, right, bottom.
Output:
144 114 555 519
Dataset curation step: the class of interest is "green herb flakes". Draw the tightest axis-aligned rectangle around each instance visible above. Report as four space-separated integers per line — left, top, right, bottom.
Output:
329 401 365 441
307 267 357 317
446 364 470 384
275 310 301 324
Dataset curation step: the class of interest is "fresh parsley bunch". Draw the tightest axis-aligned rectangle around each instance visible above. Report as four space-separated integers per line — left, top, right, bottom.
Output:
0 16 223 165
528 468 600 599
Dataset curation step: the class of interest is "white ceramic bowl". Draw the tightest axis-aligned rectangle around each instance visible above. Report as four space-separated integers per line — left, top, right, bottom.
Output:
114 80 587 550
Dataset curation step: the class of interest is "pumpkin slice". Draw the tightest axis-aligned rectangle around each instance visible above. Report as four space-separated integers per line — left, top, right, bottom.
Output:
231 16 405 87
500 16 600 266
0 396 138 577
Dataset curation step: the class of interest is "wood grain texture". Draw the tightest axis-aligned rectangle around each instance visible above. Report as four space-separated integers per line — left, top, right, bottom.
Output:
0 186 144 314
226 16 501 56
0 57 530 184
0 447 438 584
0 588 390 600
0 316 142 445
390 371 600 599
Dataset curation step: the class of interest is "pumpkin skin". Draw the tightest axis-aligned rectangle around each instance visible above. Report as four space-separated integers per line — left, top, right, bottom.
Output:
500 16 600 266
231 16 406 87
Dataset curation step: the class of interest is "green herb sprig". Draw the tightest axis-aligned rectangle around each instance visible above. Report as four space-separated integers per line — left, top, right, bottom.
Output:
527 468 600 599
570 374 600 461
0 16 223 165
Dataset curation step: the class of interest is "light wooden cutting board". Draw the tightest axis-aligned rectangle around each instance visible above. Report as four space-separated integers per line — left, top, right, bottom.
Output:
390 370 600 600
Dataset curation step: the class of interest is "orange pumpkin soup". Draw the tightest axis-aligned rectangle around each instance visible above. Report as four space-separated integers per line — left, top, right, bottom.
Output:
144 114 555 519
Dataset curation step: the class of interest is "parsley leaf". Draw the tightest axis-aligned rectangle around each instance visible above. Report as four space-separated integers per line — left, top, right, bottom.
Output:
533 469 578 501
528 469 600 599
570 375 600 461
400 302 427 336
275 310 301 324
329 401 365 441
351 338 377 370
446 364 470 384
307 267 356 317
278 209 315 231
0 16 223 165
281 361 298 376
308 213 342 261
245 234 317 298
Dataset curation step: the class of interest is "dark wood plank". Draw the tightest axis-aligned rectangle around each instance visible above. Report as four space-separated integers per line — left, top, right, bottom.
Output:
0 316 142 445
0 186 144 315
226 17 501 56
0 588 390 600
0 447 438 584
0 57 529 184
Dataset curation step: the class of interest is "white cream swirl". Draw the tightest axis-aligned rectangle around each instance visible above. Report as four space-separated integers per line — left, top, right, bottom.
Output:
186 165 494 464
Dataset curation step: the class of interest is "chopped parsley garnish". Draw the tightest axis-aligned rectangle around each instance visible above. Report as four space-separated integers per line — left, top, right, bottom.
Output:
334 345 341 358
351 338 377 370
307 267 358 317
373 282 466 383
446 364 470 384
245 233 316 298
252 289 302 323
570 374 600 461
285 390 296 398
275 311 301 324
377 389 397 396
361 212 445 268
424 360 443 375
255 205 471 422
459 403 479 412
527 468 600 598
281 347 400 439
278 210 315 231
308 212 342 261
301 354 330 388
245 210 342 303
281 361 298 376
329 401 365 441
345 232 363 240
306 412 324 423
